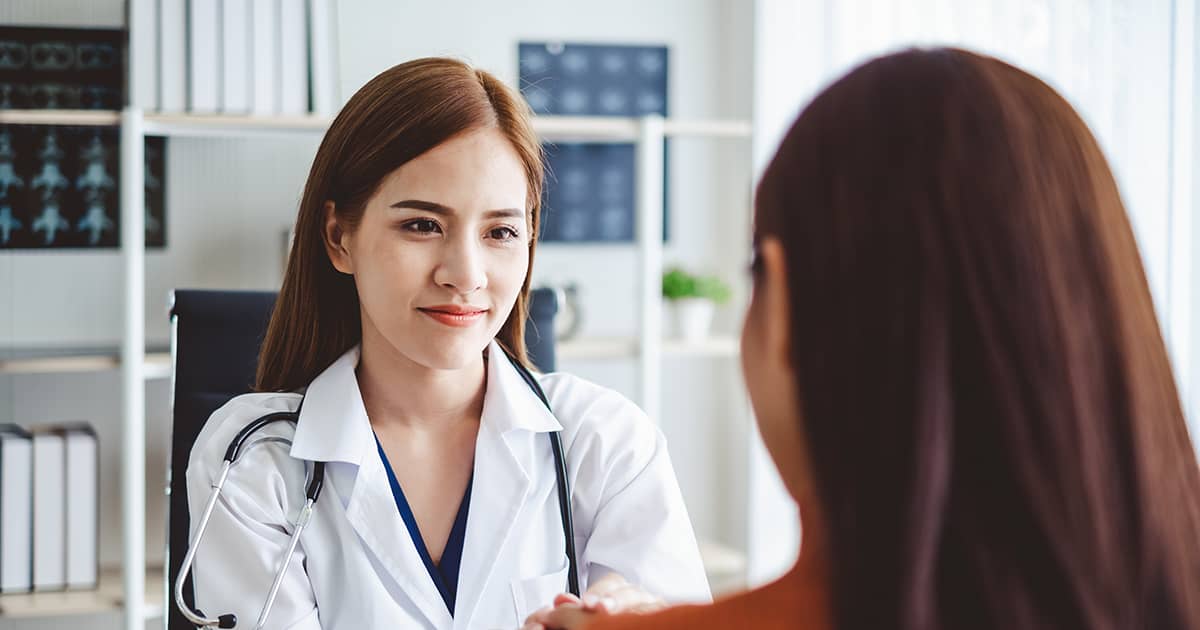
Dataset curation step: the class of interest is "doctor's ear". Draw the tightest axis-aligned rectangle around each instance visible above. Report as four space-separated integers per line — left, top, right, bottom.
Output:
322 200 354 274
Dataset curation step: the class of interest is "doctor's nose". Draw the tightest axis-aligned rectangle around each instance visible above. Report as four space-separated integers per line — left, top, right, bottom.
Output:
433 237 488 295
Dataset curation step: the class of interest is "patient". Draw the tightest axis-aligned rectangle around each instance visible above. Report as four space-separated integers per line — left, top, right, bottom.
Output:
526 47 1200 630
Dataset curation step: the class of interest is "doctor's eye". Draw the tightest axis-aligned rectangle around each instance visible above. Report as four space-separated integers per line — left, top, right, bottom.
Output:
401 218 442 234
487 225 520 241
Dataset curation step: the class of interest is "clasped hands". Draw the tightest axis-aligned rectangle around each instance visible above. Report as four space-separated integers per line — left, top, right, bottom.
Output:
520 572 665 630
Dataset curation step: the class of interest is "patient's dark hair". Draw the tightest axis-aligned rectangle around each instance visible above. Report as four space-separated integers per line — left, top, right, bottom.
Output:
756 47 1200 630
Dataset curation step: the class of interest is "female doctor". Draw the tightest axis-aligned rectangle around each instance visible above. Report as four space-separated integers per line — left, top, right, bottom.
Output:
185 57 710 630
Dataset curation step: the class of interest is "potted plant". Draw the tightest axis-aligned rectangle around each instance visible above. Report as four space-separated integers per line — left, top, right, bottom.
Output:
662 267 731 341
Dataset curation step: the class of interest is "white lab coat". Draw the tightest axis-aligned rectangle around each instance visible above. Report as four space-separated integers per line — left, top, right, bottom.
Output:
186 341 710 629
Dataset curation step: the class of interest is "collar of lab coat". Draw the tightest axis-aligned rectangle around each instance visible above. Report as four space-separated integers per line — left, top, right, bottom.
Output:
289 339 561 464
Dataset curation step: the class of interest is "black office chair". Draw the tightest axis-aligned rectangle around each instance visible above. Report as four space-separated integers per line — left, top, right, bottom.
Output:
165 288 559 630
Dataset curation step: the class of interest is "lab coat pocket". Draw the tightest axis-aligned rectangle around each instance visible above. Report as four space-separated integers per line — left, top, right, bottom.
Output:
511 558 571 621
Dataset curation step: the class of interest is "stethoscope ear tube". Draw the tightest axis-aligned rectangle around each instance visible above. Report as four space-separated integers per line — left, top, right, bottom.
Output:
255 498 316 629
175 460 237 628
224 411 302 462
178 412 311 628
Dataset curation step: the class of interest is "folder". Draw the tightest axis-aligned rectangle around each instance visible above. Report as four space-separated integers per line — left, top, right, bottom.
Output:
308 0 340 116
159 0 188 112
250 0 280 115
62 424 98 590
188 0 221 113
0 424 32 594
130 0 159 110
221 0 251 113
279 0 310 115
31 428 65 591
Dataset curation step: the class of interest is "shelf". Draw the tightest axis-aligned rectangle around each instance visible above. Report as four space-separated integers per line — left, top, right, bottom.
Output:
143 112 332 137
0 566 163 619
558 335 739 360
0 345 171 379
663 336 740 357
0 109 752 142
0 549 737 619
558 336 640 360
534 116 752 142
0 336 737 375
662 118 754 138
0 109 121 127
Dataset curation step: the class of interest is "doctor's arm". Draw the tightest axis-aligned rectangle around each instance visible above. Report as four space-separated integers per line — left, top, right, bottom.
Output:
570 402 712 606
186 445 322 630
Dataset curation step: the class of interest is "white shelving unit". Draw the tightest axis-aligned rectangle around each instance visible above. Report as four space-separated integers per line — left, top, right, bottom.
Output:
0 335 736 380
0 567 163 620
0 107 751 627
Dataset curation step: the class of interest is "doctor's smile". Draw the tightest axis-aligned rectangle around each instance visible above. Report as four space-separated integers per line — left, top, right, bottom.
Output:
418 304 490 328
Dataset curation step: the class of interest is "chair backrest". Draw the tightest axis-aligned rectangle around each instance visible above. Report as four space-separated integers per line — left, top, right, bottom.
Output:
165 288 558 630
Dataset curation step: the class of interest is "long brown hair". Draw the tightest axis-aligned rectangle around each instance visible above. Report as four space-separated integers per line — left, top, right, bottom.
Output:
756 48 1200 629
257 58 544 392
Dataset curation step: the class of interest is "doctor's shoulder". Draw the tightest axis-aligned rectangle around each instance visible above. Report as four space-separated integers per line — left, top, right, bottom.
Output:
185 392 307 507
535 371 667 471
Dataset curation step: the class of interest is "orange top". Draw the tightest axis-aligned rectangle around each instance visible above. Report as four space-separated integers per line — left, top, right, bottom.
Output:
585 561 830 630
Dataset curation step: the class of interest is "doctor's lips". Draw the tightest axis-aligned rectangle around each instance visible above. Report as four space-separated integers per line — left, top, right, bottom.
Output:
418 304 489 327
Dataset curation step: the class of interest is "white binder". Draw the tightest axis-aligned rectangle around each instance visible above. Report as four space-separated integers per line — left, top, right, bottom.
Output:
279 0 310 115
188 0 222 113
308 0 340 116
0 424 32 594
130 0 159 110
250 0 280 115
221 0 251 113
63 424 98 590
159 0 189 112
31 428 65 592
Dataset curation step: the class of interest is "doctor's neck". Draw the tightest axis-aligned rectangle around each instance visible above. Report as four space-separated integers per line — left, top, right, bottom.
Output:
354 334 486 431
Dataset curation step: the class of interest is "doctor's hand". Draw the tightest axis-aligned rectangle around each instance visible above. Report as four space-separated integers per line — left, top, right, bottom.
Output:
522 573 666 629
571 571 666 615
521 601 597 630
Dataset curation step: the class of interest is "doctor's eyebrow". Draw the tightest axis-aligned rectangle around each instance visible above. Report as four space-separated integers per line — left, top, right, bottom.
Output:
389 199 524 219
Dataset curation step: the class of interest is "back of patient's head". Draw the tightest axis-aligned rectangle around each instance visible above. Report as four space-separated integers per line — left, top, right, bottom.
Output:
756 47 1200 630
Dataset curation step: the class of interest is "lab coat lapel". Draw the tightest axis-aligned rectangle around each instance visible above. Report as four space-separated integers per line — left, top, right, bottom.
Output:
344 441 453 628
455 343 561 628
289 345 452 628
455 415 529 628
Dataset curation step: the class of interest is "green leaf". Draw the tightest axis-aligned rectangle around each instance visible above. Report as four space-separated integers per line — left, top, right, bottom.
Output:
662 267 730 303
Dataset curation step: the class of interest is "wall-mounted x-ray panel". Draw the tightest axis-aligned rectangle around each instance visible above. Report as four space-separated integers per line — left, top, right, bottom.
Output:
0 26 123 110
0 126 165 250
519 42 669 243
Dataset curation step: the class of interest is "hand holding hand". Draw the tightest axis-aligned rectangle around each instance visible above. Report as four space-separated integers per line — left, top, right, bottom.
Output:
522 573 666 629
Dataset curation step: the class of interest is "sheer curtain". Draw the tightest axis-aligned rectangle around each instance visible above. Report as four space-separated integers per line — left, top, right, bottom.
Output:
747 0 1196 585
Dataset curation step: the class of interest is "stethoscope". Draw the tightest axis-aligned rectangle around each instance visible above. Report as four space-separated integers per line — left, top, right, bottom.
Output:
175 350 580 629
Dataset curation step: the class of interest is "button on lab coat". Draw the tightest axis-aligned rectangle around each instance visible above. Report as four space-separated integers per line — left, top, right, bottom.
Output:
186 341 710 629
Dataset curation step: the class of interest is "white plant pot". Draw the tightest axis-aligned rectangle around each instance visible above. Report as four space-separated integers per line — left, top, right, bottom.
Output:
672 298 715 342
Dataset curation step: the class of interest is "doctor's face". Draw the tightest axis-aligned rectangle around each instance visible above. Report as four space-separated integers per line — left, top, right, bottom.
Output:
326 127 531 370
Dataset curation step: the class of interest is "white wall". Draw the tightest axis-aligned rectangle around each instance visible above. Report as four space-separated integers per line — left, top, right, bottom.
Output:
0 2 757 616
